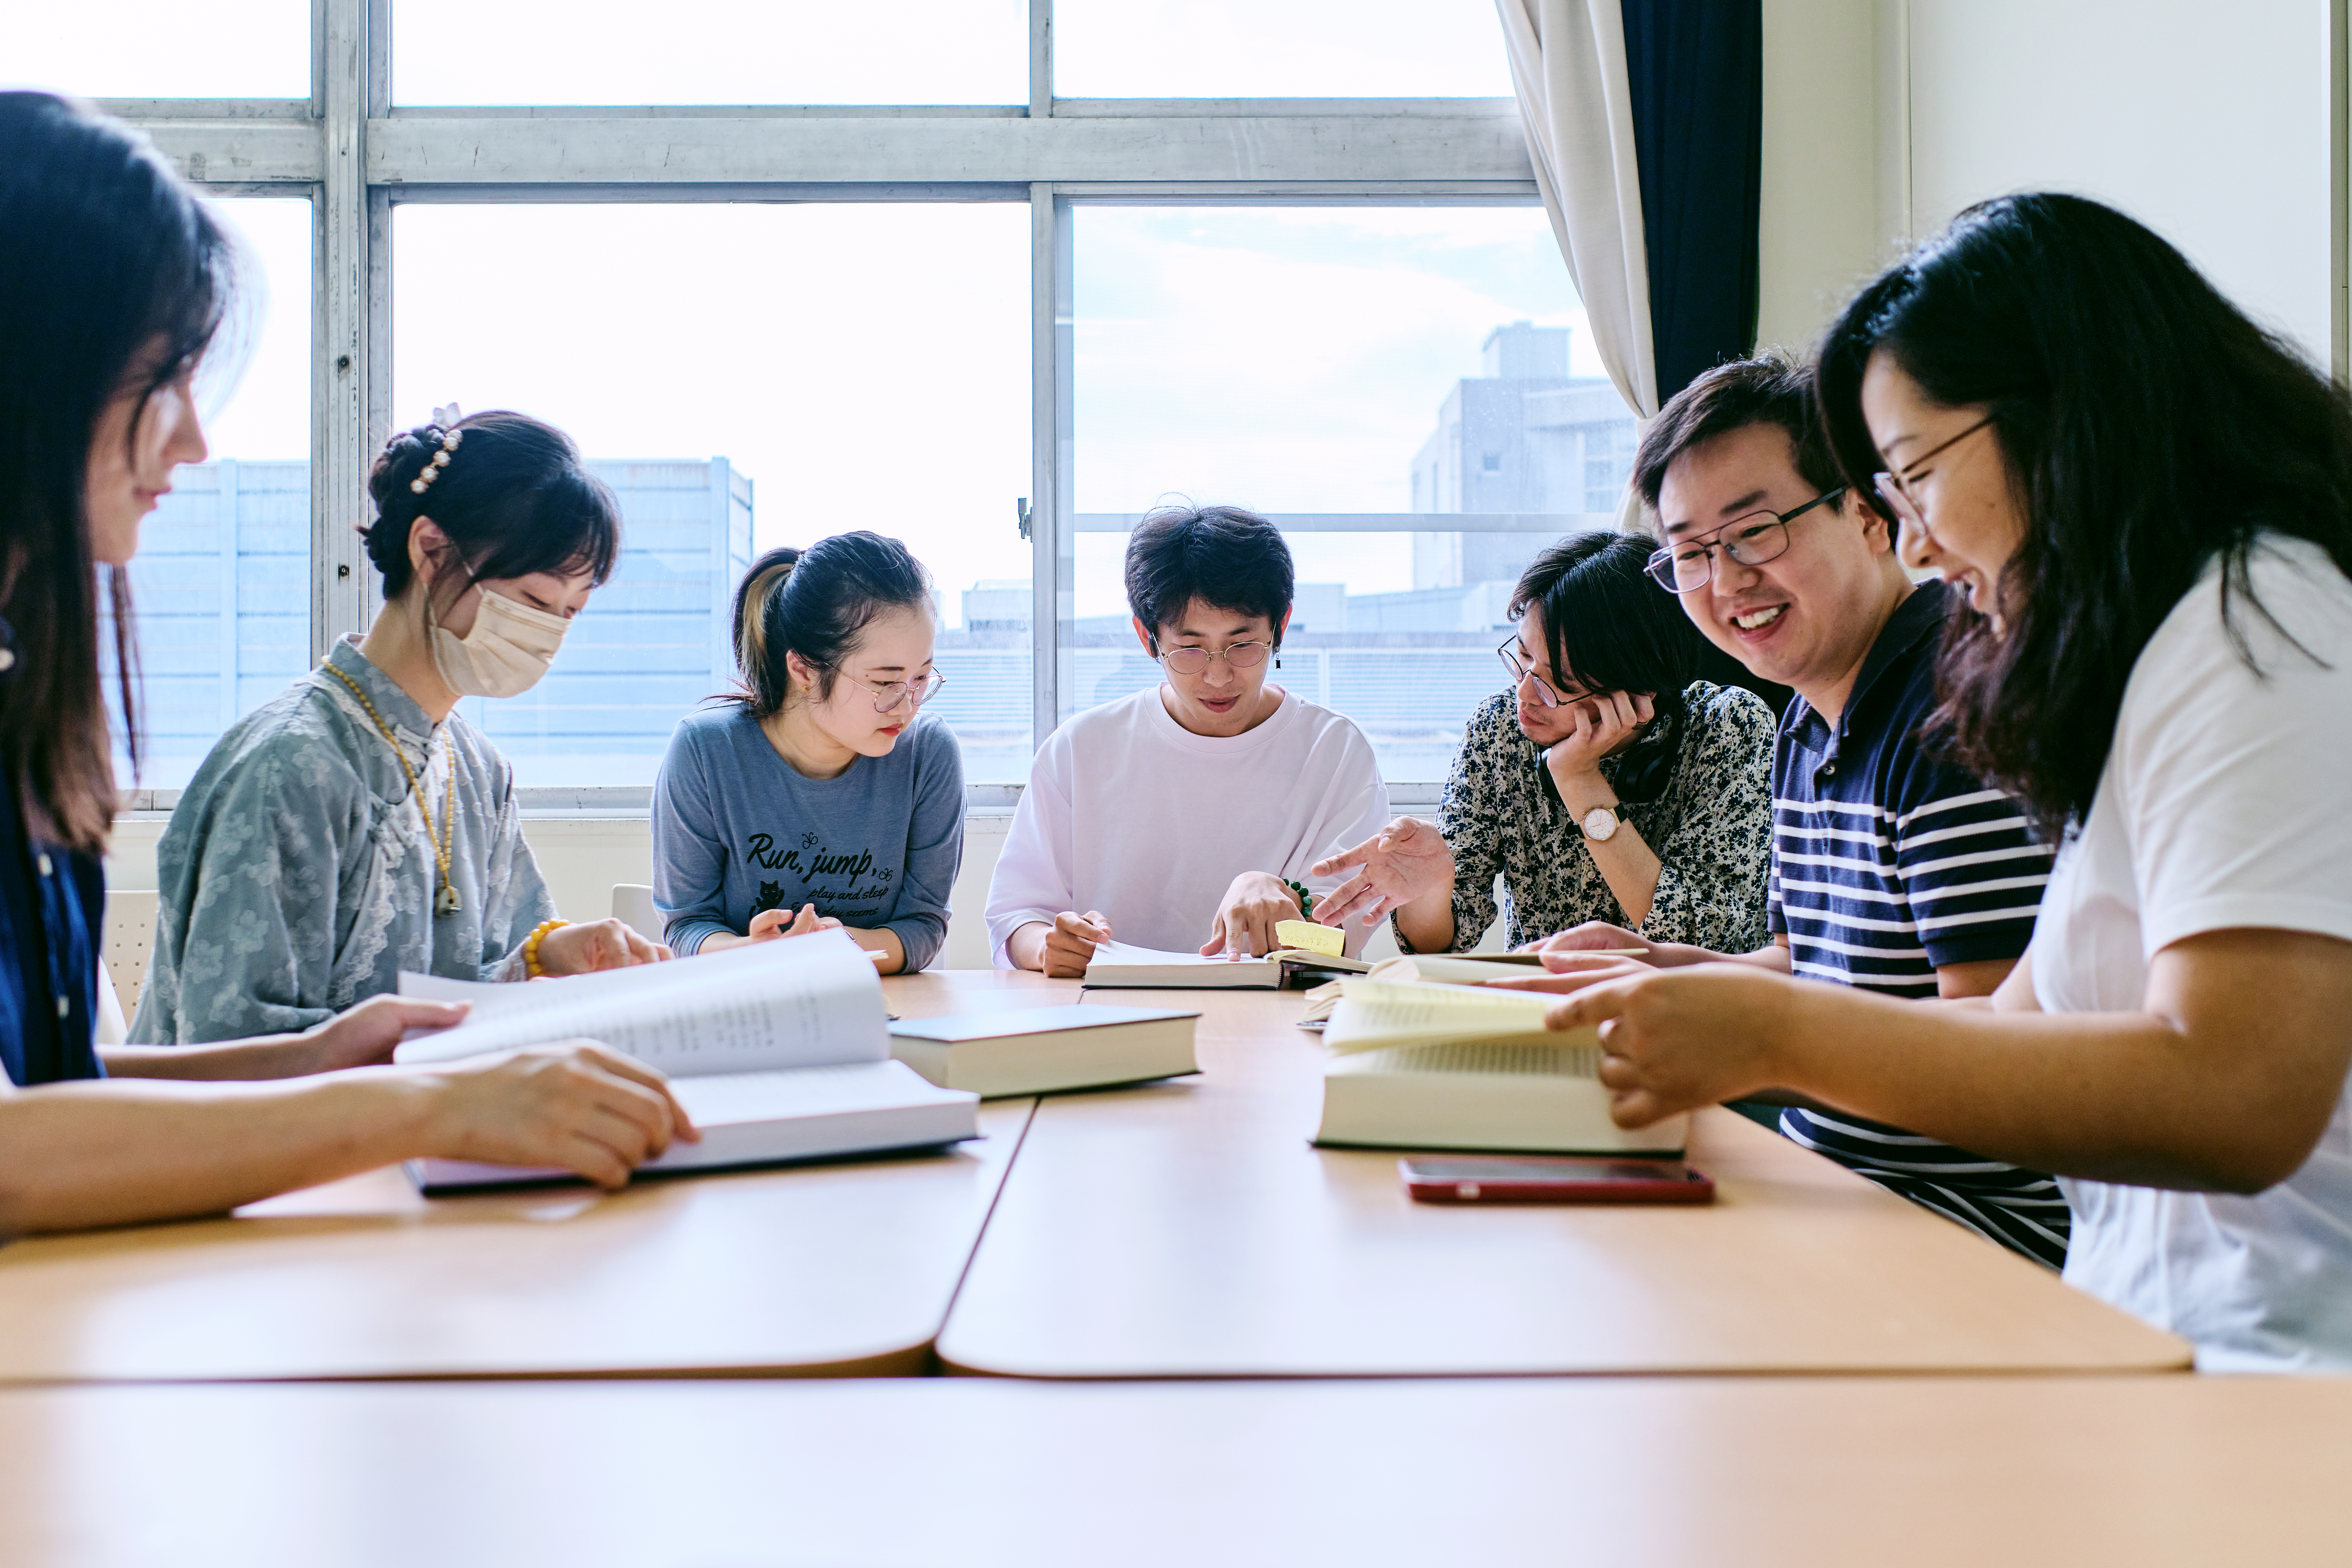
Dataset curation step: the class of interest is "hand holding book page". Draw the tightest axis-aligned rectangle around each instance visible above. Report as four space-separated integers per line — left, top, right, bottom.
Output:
1322 978 1603 1056
395 928 888 1076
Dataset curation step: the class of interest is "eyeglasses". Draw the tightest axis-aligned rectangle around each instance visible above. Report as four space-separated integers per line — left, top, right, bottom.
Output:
1645 487 1849 594
1872 415 1996 539
833 669 947 714
1157 640 1275 676
1496 636 1594 710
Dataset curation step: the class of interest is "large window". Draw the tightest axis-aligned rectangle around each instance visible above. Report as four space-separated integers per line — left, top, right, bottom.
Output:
7 3 311 100
66 0 1546 804
106 198 314 788
390 0 1028 106
1062 204 1630 780
1057 0 1514 98
392 203 1031 784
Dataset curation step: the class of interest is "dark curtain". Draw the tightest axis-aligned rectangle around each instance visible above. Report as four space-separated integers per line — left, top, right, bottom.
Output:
1619 0 1764 405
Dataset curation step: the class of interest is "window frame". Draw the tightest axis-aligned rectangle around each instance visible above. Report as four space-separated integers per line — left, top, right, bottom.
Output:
102 0 1558 809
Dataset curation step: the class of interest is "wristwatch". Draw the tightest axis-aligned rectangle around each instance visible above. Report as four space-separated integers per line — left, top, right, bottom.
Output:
1577 803 1626 842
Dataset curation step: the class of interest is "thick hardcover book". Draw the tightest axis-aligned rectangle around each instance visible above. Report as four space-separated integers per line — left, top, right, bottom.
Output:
889 1004 1200 1097
1314 978 1687 1156
392 932 980 1191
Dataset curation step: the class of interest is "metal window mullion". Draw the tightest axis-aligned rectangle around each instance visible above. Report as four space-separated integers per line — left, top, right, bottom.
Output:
1028 182 1060 752
1029 0 1052 121
312 0 384 662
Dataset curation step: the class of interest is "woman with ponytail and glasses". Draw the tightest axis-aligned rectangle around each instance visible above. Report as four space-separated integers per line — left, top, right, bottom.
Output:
0 93 691 1227
1547 193 2352 1370
652 534 964 974
133 406 667 1044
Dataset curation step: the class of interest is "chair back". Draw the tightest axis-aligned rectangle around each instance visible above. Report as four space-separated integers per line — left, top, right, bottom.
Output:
102 888 161 1028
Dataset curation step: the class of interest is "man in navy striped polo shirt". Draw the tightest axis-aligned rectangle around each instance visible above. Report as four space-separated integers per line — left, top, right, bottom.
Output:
1536 355 2064 1268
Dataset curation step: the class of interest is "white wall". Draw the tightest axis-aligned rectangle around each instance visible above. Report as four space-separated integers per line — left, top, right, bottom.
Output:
1756 0 2341 369
107 812 1019 971
1907 0 2337 368
108 807 1415 971
106 804 1430 973
1758 0 1895 353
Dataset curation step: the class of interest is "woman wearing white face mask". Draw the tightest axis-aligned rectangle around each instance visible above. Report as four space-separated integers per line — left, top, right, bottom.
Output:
133 408 666 1045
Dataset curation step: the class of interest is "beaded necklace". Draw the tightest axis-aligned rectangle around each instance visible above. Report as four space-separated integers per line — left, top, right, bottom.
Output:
321 661 461 916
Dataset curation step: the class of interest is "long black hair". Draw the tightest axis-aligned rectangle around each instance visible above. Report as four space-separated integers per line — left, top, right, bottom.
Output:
362 410 621 611
0 93 238 853
1817 192 2352 838
1508 532 1722 799
731 532 933 720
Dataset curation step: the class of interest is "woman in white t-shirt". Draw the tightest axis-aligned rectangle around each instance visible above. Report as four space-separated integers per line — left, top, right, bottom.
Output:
1530 192 2352 1370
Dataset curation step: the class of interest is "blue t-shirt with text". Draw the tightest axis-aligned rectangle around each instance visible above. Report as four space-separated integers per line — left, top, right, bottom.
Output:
652 703 965 970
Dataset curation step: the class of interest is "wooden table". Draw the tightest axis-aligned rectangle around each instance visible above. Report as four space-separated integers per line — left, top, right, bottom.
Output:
0 1374 2335 1566
940 980 2191 1377
0 967 1057 1382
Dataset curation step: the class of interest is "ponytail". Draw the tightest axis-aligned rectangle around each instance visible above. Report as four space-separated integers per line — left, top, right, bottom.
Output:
731 546 803 714
731 533 933 721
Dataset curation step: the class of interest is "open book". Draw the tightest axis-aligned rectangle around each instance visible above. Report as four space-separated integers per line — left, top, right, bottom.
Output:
393 931 978 1191
1315 977 1686 1156
1080 939 1372 990
1297 950 1643 1026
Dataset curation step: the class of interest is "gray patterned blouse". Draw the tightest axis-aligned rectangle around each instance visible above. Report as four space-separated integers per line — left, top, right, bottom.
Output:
1407 680 1777 954
129 636 558 1043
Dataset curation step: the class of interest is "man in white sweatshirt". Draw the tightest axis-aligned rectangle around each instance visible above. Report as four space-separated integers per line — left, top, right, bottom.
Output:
988 504 1390 976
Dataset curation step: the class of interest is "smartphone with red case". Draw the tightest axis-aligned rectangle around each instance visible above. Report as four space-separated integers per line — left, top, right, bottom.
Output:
1400 1155 1714 1204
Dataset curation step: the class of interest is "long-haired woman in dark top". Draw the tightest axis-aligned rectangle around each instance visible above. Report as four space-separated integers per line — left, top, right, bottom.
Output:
1312 532 1777 955
652 535 964 973
1544 193 2352 1370
132 405 666 1045
0 92 692 1231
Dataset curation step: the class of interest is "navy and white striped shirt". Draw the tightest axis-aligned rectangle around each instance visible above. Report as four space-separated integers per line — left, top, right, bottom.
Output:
1767 581 2066 1268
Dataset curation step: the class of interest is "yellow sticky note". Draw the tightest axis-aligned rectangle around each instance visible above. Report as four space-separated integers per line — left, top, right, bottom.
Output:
1276 919 1346 958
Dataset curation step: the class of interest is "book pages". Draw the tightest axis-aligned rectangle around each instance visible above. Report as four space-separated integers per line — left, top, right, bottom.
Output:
1323 978 1601 1057
393 928 888 1077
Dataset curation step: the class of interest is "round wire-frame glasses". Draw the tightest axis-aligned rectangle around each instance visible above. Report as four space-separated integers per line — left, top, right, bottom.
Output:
832 669 947 713
1871 414 1997 540
1157 640 1275 676
1495 635 1598 710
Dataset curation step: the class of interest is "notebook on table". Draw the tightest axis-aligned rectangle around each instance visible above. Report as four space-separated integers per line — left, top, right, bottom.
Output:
392 931 980 1192
889 1004 1200 1097
1314 977 1686 1156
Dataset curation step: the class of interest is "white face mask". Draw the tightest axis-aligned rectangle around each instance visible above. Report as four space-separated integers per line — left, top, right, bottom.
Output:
429 588 570 699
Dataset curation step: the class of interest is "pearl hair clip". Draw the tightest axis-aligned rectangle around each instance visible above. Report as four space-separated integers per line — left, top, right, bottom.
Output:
408 403 466 495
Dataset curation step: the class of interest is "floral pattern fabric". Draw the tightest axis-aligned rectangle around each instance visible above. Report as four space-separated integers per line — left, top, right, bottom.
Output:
129 636 557 1043
1410 680 1776 954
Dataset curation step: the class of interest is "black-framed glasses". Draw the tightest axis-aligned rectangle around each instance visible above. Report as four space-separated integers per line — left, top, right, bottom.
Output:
834 669 947 714
1158 640 1274 676
1871 414 1996 536
1496 635 1594 710
1645 486 1849 594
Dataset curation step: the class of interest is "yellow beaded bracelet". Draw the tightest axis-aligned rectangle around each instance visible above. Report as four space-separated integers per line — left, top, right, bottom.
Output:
522 918 569 980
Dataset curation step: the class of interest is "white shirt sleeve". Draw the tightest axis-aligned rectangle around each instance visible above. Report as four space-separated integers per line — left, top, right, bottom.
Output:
1286 730 1391 897
2119 540 2352 955
984 739 1077 967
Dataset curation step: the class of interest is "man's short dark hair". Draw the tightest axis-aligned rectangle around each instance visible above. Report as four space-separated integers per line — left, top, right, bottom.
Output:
1123 503 1295 646
1630 352 1846 519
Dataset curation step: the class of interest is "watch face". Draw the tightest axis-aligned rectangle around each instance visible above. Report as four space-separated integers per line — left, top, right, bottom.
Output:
1580 806 1617 841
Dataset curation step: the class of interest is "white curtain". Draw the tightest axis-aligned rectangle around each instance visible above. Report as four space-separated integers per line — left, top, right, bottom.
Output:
1494 0 1658 532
